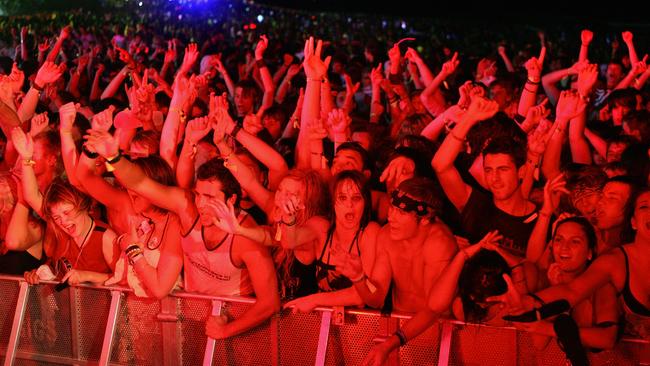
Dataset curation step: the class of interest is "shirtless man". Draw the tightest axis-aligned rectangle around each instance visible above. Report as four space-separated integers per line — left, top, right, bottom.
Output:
338 177 457 313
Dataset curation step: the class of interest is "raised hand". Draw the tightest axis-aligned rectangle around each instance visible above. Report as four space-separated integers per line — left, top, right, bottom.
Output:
327 108 351 135
116 47 136 69
303 36 330 80
343 74 360 98
524 46 546 80
84 130 119 159
205 199 241 235
567 59 589 75
254 35 269 60
577 63 598 97
631 55 649 76
379 155 415 192
370 63 383 87
59 25 72 40
541 174 569 216
35 61 66 87
243 113 264 135
286 63 301 78
404 47 421 63
497 45 507 56
212 108 235 145
387 42 402 70
181 43 199 71
622 30 634 44
185 116 212 144
581 30 593 46
29 112 50 137
522 97 550 131
91 105 115 132
440 52 459 77
11 127 33 159
164 40 177 65
555 90 587 121
38 38 50 53
58 102 78 133
465 96 499 122
275 191 304 224
7 63 25 93
527 118 553 156
307 118 328 141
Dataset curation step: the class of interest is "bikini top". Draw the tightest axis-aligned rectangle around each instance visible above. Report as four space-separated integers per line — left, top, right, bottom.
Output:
619 246 650 317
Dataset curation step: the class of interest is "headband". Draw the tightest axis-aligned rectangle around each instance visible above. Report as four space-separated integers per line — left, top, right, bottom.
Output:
390 190 431 217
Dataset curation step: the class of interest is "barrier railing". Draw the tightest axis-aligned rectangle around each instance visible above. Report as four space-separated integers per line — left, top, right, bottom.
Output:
0 275 648 366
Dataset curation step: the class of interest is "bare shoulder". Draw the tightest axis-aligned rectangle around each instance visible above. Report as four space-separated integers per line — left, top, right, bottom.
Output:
423 221 457 260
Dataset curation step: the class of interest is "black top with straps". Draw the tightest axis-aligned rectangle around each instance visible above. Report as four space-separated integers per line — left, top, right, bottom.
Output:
619 246 650 317
314 227 362 292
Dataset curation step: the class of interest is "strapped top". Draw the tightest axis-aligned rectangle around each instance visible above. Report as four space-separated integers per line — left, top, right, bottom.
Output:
314 227 362 292
619 246 650 317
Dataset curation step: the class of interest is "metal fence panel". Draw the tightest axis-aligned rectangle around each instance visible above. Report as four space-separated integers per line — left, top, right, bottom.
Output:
0 280 19 363
449 323 517 366
324 311 380 366
277 310 321 366
399 319 440 366
17 285 73 360
110 293 164 365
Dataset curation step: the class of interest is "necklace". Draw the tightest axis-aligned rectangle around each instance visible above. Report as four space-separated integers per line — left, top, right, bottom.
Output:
146 213 170 250
72 217 95 269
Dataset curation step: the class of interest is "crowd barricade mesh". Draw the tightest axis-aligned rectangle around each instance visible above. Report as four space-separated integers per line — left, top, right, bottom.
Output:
0 275 648 366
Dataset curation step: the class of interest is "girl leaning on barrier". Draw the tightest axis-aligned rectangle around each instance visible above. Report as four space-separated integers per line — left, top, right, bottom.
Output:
11 127 118 285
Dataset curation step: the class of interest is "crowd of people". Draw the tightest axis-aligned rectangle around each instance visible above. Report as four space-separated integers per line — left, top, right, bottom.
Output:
0 1 649 365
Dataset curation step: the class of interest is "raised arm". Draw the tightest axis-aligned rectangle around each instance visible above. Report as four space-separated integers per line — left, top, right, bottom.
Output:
11 127 42 215
18 61 65 123
275 64 301 104
579 30 593 63
176 116 212 189
405 47 434 86
541 60 585 106
518 47 545 117
254 35 275 113
421 52 458 117
159 76 197 170
431 97 498 212
569 64 599 164
46 26 70 63
214 57 235 100
621 31 639 66
5 199 42 251
497 45 515 73
526 175 565 264
85 129 196 219
58 102 84 190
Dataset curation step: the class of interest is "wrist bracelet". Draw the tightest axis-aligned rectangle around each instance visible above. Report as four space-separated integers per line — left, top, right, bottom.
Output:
255 59 267 68
450 130 466 143
128 252 144 265
231 124 242 139
31 81 45 92
23 158 36 166
82 145 99 159
306 77 323 83
526 78 541 85
394 329 408 347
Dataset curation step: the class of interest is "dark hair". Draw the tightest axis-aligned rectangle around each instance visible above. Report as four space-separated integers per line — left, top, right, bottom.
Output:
606 175 639 243
630 187 650 241
396 177 443 220
336 141 370 171
388 146 434 180
551 216 598 261
607 88 637 110
623 110 650 143
467 112 527 161
458 249 510 323
131 130 161 156
196 157 242 208
330 170 372 229
481 135 527 168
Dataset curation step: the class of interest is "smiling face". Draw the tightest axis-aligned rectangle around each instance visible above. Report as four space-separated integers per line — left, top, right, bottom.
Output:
552 221 592 273
334 179 365 231
483 153 520 201
49 201 88 238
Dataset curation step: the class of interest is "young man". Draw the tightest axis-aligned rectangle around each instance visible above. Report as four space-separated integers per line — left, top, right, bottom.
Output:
86 130 280 339
431 97 538 257
342 177 457 313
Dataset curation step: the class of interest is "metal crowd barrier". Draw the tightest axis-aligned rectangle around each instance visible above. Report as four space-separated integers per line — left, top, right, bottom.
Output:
0 275 648 366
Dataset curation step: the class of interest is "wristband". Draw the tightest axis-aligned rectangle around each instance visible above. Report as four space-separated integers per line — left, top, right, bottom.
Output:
31 81 45 92
23 158 36 166
231 124 242 139
82 145 99 159
128 252 144 265
526 78 541 85
255 59 267 69
394 329 408 346
105 152 122 172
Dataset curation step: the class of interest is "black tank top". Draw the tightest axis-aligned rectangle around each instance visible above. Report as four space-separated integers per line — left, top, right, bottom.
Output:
314 227 362 292
619 246 650 316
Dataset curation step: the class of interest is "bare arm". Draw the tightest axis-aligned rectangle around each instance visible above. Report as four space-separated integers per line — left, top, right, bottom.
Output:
5 202 42 251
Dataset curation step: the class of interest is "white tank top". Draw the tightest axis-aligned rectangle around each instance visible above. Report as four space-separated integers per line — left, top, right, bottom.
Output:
181 215 253 296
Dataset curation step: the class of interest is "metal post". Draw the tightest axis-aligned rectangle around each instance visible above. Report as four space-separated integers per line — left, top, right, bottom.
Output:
98 290 122 366
158 296 181 366
314 311 332 366
3 281 30 366
437 321 453 366
202 299 223 366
